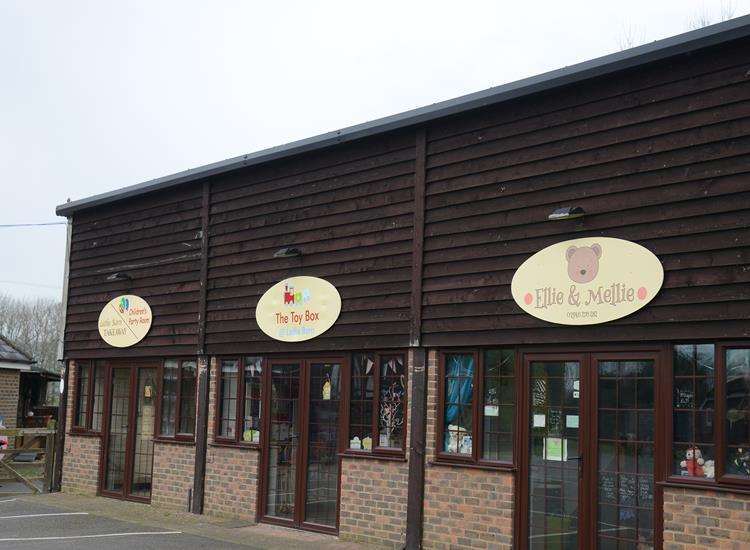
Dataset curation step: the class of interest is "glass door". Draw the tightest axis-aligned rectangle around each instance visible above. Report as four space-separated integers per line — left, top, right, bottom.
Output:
103 367 131 496
101 365 158 502
593 356 657 550
261 358 344 533
264 361 301 521
302 361 342 530
521 352 660 550
526 356 586 550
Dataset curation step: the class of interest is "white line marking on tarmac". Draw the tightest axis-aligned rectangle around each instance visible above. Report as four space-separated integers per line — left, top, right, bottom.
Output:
0 498 18 503
0 530 182 542
0 512 89 520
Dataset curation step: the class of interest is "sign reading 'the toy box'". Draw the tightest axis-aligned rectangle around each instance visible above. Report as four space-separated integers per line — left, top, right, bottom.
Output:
256 276 341 342
511 237 663 325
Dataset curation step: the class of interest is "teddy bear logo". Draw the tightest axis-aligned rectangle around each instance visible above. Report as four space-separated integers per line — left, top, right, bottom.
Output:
565 243 602 284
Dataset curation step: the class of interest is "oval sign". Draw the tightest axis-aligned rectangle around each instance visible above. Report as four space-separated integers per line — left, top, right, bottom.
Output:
256 276 342 342
511 237 663 325
98 295 153 347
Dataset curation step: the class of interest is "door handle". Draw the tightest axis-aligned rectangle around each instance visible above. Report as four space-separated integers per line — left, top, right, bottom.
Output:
569 455 584 477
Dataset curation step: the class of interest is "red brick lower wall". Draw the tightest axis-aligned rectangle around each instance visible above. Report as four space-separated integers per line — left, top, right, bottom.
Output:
423 465 514 549
422 349 515 549
203 445 260 520
62 361 102 496
151 441 196 511
62 434 101 495
339 457 409 547
663 486 750 549
0 369 20 429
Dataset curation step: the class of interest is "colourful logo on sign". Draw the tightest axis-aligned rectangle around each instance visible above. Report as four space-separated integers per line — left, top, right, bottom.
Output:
511 237 663 325
283 284 311 305
256 276 341 342
98 294 153 347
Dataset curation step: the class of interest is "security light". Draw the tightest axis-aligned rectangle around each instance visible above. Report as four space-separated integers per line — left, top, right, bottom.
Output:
273 247 302 258
106 272 132 281
548 206 586 221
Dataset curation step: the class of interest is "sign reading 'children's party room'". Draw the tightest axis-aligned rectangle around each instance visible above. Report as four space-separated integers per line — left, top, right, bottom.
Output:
98 295 153 347
256 276 342 342
511 237 663 325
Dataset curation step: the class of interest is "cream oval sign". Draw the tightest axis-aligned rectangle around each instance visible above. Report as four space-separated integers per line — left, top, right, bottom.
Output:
98 295 153 347
511 237 663 325
256 276 342 342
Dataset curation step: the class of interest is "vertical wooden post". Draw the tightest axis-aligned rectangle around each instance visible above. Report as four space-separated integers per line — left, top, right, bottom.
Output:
406 127 428 549
192 180 211 514
52 361 69 492
44 429 55 493
191 355 210 514
409 127 427 348
406 348 427 549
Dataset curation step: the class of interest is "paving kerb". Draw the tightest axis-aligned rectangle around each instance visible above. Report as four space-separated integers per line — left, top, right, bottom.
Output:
15 493 373 549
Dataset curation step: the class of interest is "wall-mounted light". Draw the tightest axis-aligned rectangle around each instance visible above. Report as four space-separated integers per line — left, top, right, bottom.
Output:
548 206 586 221
106 272 132 281
273 247 302 258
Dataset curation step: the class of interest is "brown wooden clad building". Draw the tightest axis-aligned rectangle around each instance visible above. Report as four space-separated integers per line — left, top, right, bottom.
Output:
55 17 750 549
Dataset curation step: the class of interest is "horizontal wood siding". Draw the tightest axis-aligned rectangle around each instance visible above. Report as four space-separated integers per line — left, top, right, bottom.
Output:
420 38 750 347
62 36 750 359
65 184 204 358
204 130 416 354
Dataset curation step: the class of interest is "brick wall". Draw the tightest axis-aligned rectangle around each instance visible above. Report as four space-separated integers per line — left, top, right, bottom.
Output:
62 361 101 495
0 369 20 428
339 349 415 547
203 357 260 521
151 441 196 511
422 350 515 549
339 457 409 547
62 434 101 495
663 486 750 549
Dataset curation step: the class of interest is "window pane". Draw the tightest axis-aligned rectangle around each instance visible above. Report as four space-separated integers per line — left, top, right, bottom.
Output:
179 361 197 435
91 365 105 431
219 359 239 438
443 354 474 454
483 349 515 461
242 357 262 443
75 364 90 427
349 353 374 451
672 344 715 478
161 360 178 436
725 348 750 478
378 355 406 449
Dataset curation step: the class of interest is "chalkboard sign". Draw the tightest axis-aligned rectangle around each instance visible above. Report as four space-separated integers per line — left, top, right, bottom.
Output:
638 476 653 506
599 473 616 503
619 475 637 507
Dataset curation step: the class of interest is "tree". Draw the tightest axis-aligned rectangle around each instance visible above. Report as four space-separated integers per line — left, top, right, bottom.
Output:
687 1 736 30
616 1 738 51
0 293 62 374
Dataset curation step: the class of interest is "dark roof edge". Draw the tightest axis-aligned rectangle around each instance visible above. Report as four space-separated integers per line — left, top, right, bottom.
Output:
0 334 35 364
56 15 750 217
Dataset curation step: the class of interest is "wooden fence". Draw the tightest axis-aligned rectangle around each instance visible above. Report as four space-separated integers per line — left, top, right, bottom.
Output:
0 426 56 494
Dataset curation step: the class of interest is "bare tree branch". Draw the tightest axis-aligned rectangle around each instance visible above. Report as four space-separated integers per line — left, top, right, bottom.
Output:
0 293 62 374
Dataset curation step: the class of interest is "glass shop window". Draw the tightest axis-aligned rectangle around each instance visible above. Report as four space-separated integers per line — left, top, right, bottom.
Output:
74 363 90 428
73 361 105 432
669 342 750 487
158 359 197 440
725 348 750 479
346 353 407 455
672 344 715 479
216 357 263 445
439 349 516 465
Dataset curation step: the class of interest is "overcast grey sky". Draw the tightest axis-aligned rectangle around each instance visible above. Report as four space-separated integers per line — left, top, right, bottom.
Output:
1 0 748 301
